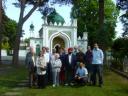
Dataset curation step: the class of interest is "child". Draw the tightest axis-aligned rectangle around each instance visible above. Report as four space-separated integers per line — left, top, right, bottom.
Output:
51 53 62 87
75 62 88 85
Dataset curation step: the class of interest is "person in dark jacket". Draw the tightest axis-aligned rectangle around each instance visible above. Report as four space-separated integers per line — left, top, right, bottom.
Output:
65 48 76 85
85 46 93 83
25 47 37 87
76 48 85 67
59 48 66 85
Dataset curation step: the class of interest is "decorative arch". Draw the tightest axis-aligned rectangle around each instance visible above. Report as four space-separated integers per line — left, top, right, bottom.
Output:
49 32 71 52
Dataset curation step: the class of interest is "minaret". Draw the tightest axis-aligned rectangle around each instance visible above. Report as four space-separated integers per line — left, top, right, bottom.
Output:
71 18 77 27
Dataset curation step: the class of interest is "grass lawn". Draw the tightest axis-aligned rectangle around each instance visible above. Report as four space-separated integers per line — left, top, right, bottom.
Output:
0 64 128 96
0 64 27 95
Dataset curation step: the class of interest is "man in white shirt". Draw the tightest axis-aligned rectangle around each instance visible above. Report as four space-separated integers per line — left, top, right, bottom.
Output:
65 48 76 85
44 47 52 84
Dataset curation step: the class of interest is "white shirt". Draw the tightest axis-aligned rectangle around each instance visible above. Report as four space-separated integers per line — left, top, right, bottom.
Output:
69 54 72 64
44 52 50 63
36 56 47 75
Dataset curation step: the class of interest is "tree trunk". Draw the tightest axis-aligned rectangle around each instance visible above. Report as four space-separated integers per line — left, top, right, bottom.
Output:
12 0 25 65
99 0 104 30
12 0 38 65
0 0 2 65
98 0 104 49
12 22 23 65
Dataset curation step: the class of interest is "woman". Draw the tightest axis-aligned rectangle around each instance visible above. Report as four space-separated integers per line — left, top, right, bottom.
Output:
36 51 47 88
51 53 62 87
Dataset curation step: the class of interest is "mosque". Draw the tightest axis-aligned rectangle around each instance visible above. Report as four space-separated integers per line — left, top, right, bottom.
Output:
29 10 88 55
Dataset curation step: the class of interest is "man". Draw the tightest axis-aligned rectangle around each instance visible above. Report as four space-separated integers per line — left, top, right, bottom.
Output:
65 48 76 85
76 48 85 67
75 62 88 85
85 46 93 83
25 47 36 87
59 48 66 84
92 43 104 87
45 47 52 84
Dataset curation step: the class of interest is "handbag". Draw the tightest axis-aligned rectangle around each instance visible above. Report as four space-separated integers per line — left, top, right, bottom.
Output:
40 66 46 71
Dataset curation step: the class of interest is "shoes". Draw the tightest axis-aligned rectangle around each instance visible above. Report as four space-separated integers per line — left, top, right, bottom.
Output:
64 83 68 86
70 83 74 86
52 84 55 87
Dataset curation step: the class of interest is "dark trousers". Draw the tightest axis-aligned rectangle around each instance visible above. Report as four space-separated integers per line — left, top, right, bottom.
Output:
46 63 52 84
86 64 93 83
28 67 37 87
75 77 88 85
37 74 46 88
65 68 74 84
92 64 103 85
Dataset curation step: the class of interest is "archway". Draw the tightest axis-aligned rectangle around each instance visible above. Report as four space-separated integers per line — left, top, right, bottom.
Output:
53 37 65 53
49 32 71 53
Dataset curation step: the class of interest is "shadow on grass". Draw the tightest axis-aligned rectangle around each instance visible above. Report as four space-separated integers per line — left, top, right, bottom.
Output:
113 88 128 94
0 79 19 88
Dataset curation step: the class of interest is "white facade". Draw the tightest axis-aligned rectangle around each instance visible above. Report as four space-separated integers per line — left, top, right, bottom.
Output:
30 19 88 53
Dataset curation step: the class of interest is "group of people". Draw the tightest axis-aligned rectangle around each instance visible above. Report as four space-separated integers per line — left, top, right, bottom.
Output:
25 43 104 88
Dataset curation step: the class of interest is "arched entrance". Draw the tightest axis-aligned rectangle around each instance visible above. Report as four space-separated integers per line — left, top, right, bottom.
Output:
53 37 65 53
49 32 71 53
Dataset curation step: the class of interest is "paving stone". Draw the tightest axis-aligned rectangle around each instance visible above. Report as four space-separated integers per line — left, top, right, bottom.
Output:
21 80 28 83
3 92 21 96
17 83 27 87
11 87 26 91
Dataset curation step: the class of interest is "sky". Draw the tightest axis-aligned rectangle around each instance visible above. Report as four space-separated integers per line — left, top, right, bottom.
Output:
5 0 72 39
5 0 123 39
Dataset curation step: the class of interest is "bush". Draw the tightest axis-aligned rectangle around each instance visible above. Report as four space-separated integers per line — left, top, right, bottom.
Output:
111 59 123 71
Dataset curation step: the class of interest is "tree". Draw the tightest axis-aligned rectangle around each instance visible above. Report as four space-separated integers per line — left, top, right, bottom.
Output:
117 0 128 37
3 17 17 49
71 0 119 49
112 38 128 70
0 0 6 64
12 0 72 65
99 0 104 33
98 0 104 48
0 0 3 64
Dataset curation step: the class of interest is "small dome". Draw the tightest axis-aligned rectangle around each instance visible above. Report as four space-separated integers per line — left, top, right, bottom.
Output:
47 9 65 25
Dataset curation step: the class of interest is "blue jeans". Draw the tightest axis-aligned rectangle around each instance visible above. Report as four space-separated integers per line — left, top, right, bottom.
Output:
92 64 103 85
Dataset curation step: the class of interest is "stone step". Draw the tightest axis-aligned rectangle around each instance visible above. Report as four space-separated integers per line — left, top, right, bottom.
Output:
2 92 21 96
11 87 27 91
17 83 28 87
20 80 28 83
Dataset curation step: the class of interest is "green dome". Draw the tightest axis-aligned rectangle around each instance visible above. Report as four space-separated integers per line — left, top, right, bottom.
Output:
47 9 65 25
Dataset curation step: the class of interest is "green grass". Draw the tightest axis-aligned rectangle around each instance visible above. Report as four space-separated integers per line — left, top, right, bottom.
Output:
0 64 27 95
0 65 128 96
